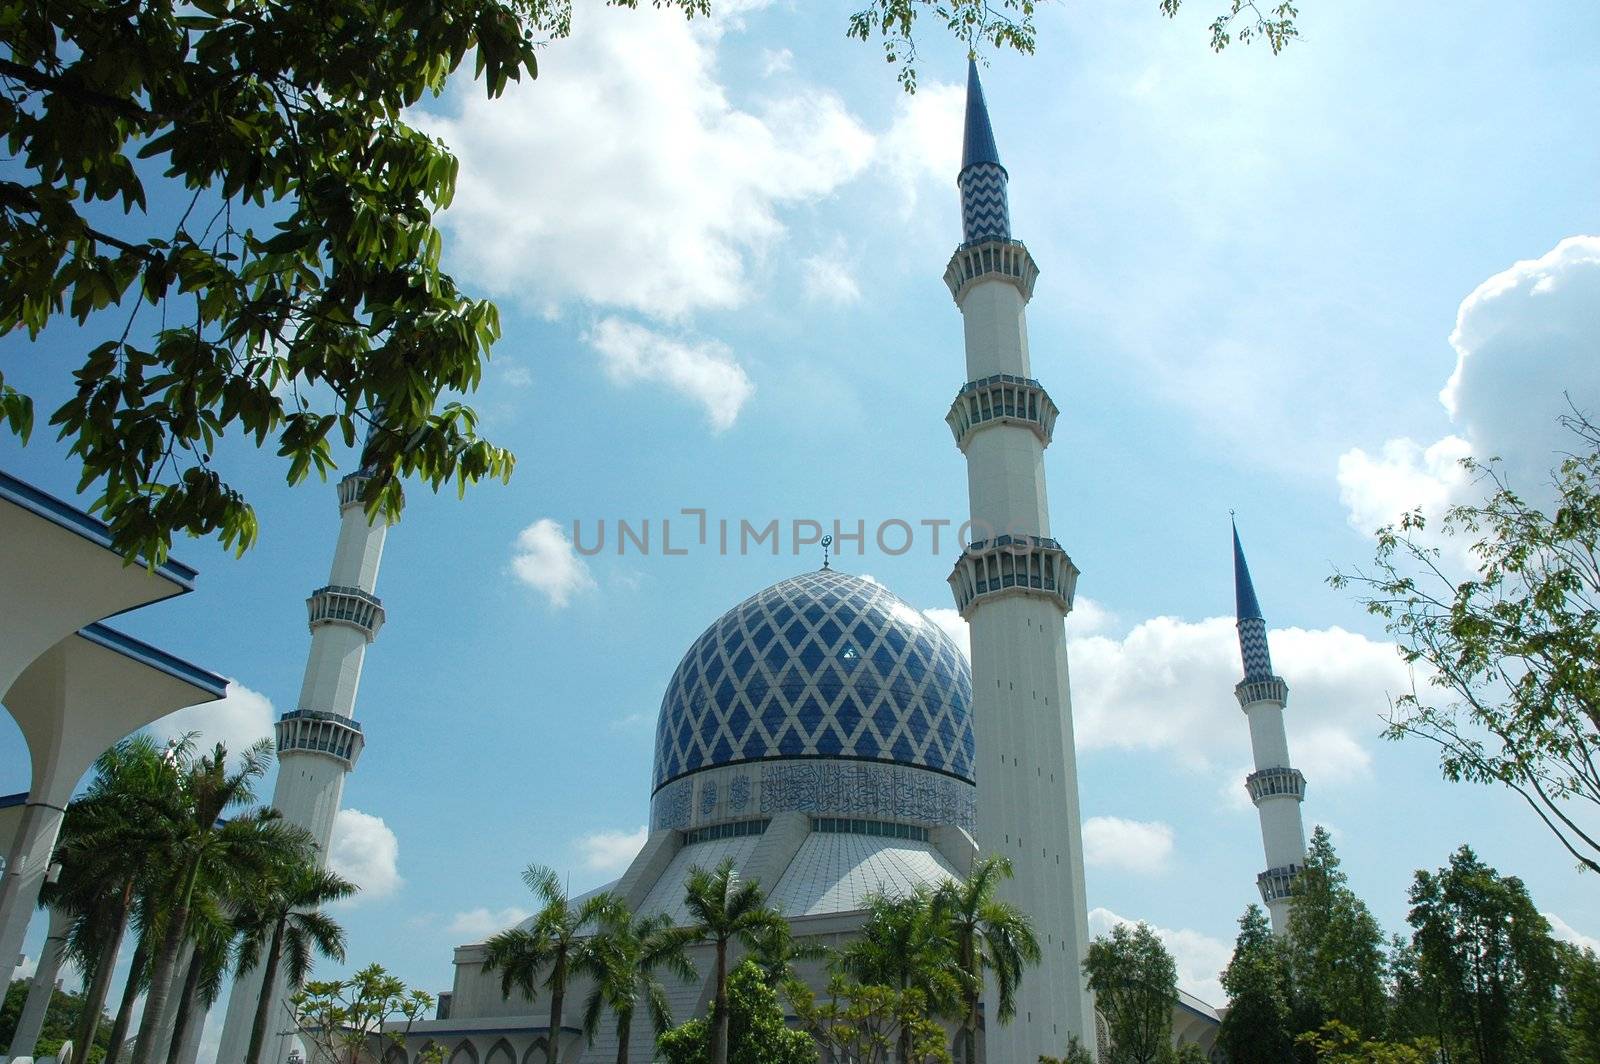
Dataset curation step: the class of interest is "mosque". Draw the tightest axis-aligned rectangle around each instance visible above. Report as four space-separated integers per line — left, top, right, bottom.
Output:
197 60 1309 1064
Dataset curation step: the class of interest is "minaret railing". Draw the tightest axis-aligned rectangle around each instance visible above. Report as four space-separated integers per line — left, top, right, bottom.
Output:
946 374 1059 451
337 472 372 512
1257 863 1302 904
1235 675 1289 708
307 585 386 640
948 534 1078 618
1246 766 1306 804
274 709 365 768
944 238 1039 303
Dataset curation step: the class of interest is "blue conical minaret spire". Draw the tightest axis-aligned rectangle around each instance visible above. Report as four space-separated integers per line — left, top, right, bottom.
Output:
1230 518 1307 934
1232 520 1274 679
958 59 1011 244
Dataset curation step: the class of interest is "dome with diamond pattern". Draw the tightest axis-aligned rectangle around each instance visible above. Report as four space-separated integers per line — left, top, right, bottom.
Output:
652 568 974 792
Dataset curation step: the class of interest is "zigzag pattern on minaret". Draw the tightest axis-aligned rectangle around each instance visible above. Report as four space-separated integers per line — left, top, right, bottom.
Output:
1238 617 1274 680
960 162 1011 243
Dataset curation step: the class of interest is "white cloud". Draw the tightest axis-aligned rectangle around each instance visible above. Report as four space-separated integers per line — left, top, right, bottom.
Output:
146 681 275 762
1338 236 1600 531
447 906 534 941
585 318 754 431
576 825 648 874
415 3 874 321
1083 816 1176 875
800 249 861 306
510 518 596 608
1088 907 1232 1006
328 808 402 902
760 48 794 76
1546 911 1600 954
879 80 964 214
1070 616 1404 785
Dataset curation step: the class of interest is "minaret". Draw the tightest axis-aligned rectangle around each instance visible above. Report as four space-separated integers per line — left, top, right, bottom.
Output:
216 458 390 1064
1232 522 1307 934
944 61 1096 1058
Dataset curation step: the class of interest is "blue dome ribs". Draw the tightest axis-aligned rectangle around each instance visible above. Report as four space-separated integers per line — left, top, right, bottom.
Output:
650 570 976 785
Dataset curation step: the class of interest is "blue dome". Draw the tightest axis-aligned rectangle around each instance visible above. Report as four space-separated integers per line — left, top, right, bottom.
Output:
652 569 974 791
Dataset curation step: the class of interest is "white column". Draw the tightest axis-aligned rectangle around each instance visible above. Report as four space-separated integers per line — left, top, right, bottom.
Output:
5 906 72 1061
216 474 389 1064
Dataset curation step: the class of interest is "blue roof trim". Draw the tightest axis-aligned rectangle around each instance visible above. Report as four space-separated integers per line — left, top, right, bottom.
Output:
0 470 198 589
0 792 26 810
1232 521 1265 621
79 623 228 699
961 59 1004 173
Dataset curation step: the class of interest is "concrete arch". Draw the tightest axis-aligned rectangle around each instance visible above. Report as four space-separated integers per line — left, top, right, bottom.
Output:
448 1040 480 1064
484 1038 515 1064
382 1045 407 1064
521 1037 550 1064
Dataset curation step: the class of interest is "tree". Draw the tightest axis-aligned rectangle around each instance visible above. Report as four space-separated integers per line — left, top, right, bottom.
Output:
290 963 436 1064
655 960 815 1064
839 887 962 1064
1218 905 1293 1064
129 740 294 1064
744 919 828 992
934 855 1039 1064
1285 827 1388 1041
1083 921 1176 1064
1331 411 1600 875
681 858 786 1064
236 861 357 1064
1039 1034 1096 1064
46 735 184 1060
1405 845 1565 1064
1561 944 1600 1063
0 979 114 1063
791 975 952 1064
482 863 613 1064
1294 1020 1437 1064
579 903 697 1064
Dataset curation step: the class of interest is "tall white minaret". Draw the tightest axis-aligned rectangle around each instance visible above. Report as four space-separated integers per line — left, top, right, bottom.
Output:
944 61 1096 1059
1232 522 1307 934
216 460 390 1064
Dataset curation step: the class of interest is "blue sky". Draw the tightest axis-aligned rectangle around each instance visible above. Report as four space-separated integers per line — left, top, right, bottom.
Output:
3 0 1599 1030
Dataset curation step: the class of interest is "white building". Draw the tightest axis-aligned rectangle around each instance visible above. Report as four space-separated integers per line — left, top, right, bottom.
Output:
384 63 1230 1064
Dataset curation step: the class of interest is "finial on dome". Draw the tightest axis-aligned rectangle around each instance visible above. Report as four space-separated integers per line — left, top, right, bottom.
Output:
822 534 833 570
962 58 1003 173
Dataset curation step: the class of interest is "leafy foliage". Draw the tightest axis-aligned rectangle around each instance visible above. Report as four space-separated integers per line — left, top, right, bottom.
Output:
681 858 788 1064
1294 1020 1437 1064
655 960 815 1064
1038 1034 1096 1064
0 979 113 1063
1331 411 1600 875
1218 904 1293 1064
1158 0 1300 53
482 863 615 1064
1285 828 1389 1042
791 975 952 1064
291 963 437 1064
1083 921 1177 1064
1402 846 1567 1064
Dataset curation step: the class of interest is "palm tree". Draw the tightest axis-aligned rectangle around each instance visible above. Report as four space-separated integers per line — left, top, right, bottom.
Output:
840 887 961 1064
236 856 356 1064
483 864 614 1064
164 892 236 1064
129 740 292 1064
580 904 698 1064
745 920 829 991
681 858 785 1064
935 856 1040 1064
47 735 185 1059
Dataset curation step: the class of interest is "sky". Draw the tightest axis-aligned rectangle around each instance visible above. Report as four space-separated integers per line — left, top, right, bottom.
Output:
3 0 1599 1042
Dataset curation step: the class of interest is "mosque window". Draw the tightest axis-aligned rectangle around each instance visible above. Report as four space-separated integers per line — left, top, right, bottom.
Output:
683 818 770 846
810 817 929 842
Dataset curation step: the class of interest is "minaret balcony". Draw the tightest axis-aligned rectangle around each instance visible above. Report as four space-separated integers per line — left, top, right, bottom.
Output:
337 473 372 512
307 585 385 640
1235 675 1289 708
1257 863 1302 904
275 708 364 769
948 535 1079 618
946 374 1059 451
1245 766 1306 805
944 238 1039 304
